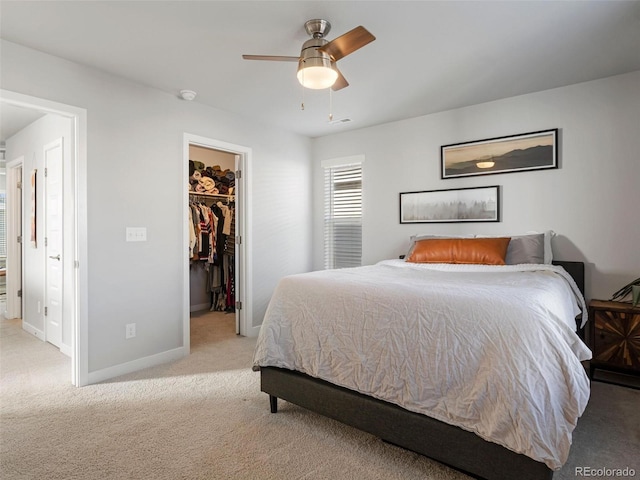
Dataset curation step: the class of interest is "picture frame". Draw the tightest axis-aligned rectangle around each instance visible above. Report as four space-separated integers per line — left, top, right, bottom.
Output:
400 185 500 224
441 129 558 179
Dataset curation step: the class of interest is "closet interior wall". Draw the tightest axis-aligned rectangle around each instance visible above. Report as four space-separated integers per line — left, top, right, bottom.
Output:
188 145 235 312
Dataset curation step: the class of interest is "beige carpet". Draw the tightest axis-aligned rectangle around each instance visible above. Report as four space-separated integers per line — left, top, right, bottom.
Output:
1 313 638 480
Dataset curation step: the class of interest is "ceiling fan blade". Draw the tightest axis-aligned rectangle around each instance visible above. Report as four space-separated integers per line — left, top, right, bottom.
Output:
319 26 375 61
331 66 349 91
242 55 300 62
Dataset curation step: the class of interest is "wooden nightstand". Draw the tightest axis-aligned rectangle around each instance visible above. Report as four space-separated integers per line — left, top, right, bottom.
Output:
588 300 640 387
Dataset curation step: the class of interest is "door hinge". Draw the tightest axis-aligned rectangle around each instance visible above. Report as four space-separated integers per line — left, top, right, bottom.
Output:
17 181 22 189
235 236 242 245
17 289 22 298
44 306 48 316
235 170 241 179
236 301 242 310
44 168 48 177
17 235 22 244
44 237 48 247
74 260 80 268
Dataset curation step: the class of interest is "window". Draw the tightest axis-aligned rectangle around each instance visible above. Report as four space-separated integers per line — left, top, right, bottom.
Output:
0 192 5 259
323 157 363 269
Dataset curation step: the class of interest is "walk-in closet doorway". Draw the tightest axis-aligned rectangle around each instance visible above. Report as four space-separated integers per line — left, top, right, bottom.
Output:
183 134 251 352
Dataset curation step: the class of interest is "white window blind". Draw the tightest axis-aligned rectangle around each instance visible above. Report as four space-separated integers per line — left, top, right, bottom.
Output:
323 162 362 269
0 193 5 258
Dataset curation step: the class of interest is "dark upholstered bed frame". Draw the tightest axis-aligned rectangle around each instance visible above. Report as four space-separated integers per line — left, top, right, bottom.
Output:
260 261 585 480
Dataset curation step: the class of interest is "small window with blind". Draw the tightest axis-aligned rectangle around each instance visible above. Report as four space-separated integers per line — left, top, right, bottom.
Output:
323 157 363 269
0 192 5 260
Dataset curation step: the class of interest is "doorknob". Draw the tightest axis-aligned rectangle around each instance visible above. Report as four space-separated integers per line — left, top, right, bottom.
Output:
49 254 61 261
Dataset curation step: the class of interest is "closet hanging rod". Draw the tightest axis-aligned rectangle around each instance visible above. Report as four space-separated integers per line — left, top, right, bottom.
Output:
189 192 234 203
189 192 234 198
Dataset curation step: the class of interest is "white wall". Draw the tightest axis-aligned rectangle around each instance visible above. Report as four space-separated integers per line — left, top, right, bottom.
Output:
312 71 640 301
1 40 312 376
189 145 235 170
5 114 74 349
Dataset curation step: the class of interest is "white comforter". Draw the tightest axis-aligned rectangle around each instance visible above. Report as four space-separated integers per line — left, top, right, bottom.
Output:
253 260 592 470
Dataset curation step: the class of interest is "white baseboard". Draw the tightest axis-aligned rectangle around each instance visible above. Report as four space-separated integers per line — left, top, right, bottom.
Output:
87 346 187 385
247 323 261 338
190 302 210 312
22 321 45 341
22 321 72 357
60 343 72 358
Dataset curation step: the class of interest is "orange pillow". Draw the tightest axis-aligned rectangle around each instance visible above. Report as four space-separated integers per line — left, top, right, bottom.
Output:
406 237 511 265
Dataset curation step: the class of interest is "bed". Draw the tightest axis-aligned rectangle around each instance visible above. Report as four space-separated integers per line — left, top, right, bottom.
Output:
252 236 591 480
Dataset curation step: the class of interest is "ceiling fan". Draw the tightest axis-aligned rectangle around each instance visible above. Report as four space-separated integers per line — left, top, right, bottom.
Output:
242 19 375 91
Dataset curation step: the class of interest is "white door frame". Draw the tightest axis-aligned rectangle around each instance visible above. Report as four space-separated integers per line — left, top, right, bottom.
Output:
5 158 23 320
183 133 252 351
0 89 88 387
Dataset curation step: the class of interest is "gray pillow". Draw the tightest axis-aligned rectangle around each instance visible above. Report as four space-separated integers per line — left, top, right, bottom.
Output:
504 234 545 265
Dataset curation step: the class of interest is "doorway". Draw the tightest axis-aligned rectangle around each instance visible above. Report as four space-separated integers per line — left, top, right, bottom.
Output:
0 89 88 386
188 144 237 341
4 159 23 320
182 133 251 354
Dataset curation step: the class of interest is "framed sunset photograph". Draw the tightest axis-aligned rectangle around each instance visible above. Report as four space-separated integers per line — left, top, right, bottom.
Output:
441 129 558 179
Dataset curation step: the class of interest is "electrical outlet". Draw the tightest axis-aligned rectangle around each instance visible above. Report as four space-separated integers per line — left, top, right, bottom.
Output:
125 323 136 339
126 227 147 242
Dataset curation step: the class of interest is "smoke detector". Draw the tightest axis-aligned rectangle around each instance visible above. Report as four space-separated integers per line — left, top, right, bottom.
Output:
179 90 197 101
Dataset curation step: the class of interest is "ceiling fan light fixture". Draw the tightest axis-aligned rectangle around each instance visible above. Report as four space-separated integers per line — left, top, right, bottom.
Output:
297 37 338 89
297 62 338 89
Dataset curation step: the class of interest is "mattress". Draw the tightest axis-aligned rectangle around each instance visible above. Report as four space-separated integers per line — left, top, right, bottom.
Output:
253 260 592 469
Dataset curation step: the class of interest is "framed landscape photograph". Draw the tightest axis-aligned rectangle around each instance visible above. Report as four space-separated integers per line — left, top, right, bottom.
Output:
441 129 558 179
400 185 500 223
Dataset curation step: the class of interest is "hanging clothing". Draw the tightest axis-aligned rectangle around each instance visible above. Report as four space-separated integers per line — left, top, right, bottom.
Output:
219 203 232 236
188 206 197 255
189 195 236 311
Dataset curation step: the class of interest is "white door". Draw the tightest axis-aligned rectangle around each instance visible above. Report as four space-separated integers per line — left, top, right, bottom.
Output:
44 138 63 349
6 159 23 320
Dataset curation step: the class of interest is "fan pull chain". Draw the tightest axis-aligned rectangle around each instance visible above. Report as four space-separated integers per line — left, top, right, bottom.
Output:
328 87 333 121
